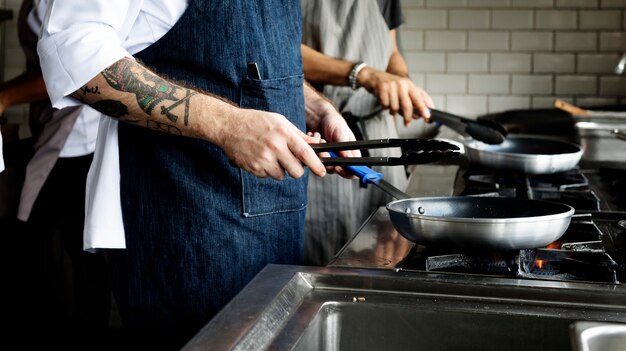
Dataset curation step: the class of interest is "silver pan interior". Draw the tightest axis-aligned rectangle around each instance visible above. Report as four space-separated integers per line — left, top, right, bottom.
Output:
464 135 583 174
386 196 575 250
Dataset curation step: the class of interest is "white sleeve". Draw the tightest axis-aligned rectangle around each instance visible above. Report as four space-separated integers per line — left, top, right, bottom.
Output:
37 0 140 109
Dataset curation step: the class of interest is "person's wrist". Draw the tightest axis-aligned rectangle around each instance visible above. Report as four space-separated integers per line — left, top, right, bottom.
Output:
348 61 367 90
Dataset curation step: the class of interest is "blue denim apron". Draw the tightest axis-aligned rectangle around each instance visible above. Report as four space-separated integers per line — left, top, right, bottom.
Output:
114 0 307 338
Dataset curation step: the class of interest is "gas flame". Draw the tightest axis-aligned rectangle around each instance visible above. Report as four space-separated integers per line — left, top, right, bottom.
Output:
535 259 545 269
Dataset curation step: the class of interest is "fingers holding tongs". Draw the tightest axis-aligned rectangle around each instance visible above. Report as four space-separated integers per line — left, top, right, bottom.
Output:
311 138 461 166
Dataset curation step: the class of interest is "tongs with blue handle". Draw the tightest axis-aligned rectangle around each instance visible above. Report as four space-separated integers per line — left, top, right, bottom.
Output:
428 108 507 145
328 152 410 200
312 138 460 166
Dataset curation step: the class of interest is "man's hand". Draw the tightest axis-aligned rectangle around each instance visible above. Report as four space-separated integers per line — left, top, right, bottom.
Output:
357 68 434 127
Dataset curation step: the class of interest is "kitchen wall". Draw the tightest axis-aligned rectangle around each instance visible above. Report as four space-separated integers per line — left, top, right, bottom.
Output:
399 0 626 121
2 1 626 137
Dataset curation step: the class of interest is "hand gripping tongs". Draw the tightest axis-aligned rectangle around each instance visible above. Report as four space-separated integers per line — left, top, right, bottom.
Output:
311 138 461 166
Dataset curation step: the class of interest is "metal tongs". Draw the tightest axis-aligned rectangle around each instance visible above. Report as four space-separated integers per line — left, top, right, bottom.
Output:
311 138 461 166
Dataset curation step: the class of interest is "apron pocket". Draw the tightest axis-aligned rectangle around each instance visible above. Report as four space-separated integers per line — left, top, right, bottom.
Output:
239 74 307 217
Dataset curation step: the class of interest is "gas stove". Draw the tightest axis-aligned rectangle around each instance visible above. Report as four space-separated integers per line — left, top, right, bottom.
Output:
330 163 626 286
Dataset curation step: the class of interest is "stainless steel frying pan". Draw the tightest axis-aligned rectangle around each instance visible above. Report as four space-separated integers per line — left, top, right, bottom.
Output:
341 164 574 251
464 135 583 174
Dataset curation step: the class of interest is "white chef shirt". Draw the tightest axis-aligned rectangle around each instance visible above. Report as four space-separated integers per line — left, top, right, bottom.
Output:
38 0 187 251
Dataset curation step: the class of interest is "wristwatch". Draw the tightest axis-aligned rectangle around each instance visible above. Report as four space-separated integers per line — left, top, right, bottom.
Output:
348 61 367 90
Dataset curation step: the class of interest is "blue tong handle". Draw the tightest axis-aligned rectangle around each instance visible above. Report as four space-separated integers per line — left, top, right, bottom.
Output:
328 152 382 186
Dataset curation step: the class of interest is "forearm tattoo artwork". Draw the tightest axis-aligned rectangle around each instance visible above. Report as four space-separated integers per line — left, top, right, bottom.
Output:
76 59 197 135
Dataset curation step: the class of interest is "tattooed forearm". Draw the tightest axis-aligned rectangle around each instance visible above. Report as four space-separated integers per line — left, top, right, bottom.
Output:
146 120 182 135
99 59 196 124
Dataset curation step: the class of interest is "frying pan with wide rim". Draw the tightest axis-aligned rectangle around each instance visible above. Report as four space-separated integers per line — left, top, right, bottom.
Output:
463 135 584 174
342 163 574 251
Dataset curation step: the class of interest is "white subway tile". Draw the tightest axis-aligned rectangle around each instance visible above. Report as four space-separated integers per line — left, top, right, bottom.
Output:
446 95 489 117
468 0 511 7
407 73 426 88
404 9 447 29
468 74 510 93
556 0 599 7
402 0 425 7
448 53 489 72
449 10 490 29
511 75 554 94
599 76 626 95
425 31 467 50
555 32 598 51
492 10 534 29
511 32 554 51
536 10 577 29
425 0 468 7
600 32 626 51
601 0 626 7
576 96 619 106
511 0 555 8
532 96 575 108
426 74 467 93
534 53 576 72
555 76 598 94
578 53 623 73
490 53 532 72
468 31 510 50
580 10 622 29
488 96 532 113
399 30 424 50
405 52 447 72
431 95 446 109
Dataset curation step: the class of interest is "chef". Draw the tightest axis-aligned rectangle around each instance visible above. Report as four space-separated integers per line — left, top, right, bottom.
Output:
37 0 358 348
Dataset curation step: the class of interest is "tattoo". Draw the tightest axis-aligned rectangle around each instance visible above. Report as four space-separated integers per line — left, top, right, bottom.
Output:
79 85 101 95
146 120 182 135
100 59 196 125
91 100 130 119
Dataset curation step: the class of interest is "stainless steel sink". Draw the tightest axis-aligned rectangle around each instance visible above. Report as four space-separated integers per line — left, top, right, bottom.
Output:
182 265 626 351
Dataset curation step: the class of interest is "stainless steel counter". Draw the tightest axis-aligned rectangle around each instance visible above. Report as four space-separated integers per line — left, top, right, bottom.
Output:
183 264 626 351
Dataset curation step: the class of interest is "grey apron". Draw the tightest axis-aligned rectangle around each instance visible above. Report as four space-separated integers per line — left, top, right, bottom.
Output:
301 0 408 266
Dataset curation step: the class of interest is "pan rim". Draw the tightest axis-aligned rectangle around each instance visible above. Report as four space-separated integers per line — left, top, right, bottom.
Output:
386 196 575 223
464 135 583 158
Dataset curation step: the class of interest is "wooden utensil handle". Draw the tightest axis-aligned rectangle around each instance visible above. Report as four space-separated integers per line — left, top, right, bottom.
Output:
553 99 590 116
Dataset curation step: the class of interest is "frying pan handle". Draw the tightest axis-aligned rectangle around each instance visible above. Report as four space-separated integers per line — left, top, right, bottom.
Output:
328 152 382 185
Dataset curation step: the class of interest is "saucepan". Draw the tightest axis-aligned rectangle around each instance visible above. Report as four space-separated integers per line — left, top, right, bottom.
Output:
335 163 575 251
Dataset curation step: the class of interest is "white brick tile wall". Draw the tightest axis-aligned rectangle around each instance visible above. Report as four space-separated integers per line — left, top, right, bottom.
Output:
404 52 446 72
402 0 425 7
533 53 576 73
489 96 531 112
511 31 553 51
404 9 447 29
426 73 467 93
492 10 534 29
448 53 489 72
601 0 626 7
532 96 575 108
446 95 488 117
580 10 622 29
449 10 490 29
577 53 622 73
468 31 510 50
512 75 553 94
468 74 510 94
577 96 619 105
511 0 555 7
426 0 468 7
408 73 426 88
599 32 626 51
490 53 532 72
555 76 598 95
425 31 467 50
535 10 577 29
556 0 599 8
555 32 598 51
468 0 511 7
599 76 626 95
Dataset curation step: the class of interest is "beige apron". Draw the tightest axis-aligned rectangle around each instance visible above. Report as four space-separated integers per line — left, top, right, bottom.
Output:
302 0 408 266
